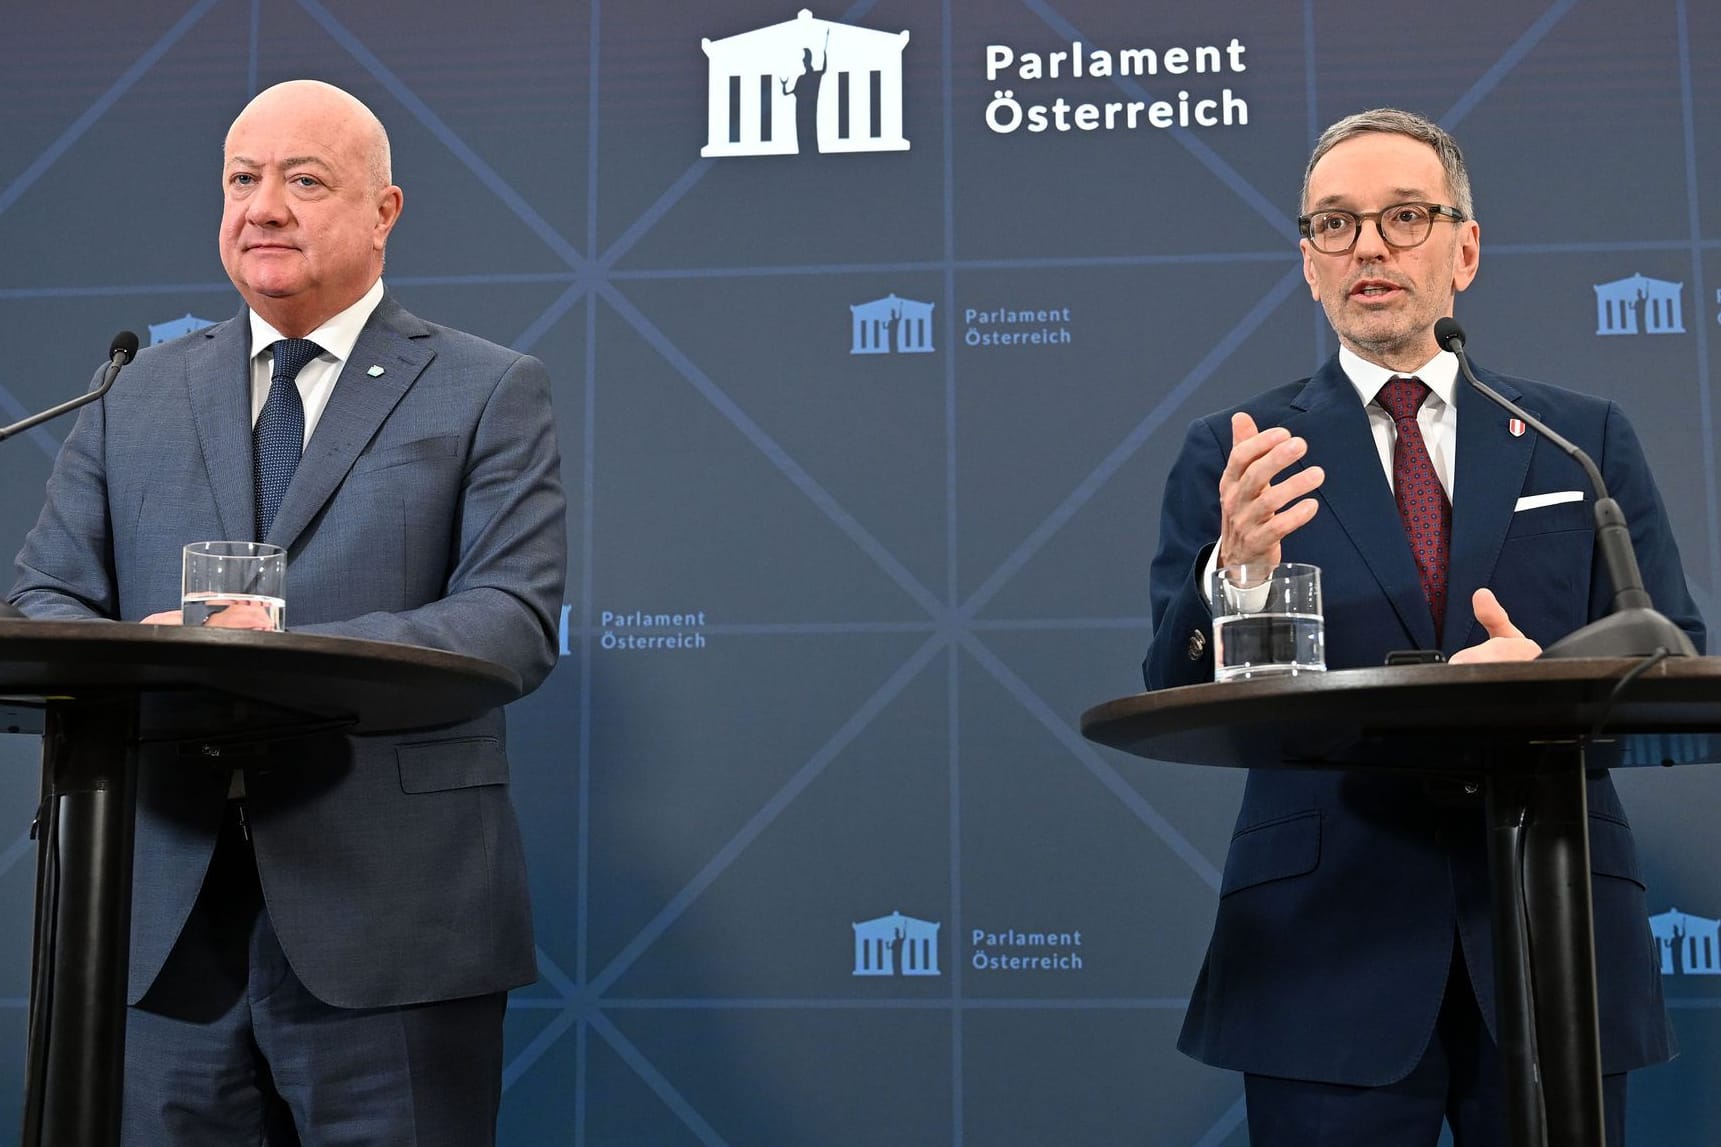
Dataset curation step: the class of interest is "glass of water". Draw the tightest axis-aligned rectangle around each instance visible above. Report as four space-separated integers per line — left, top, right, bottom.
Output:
1211 561 1324 681
181 541 286 631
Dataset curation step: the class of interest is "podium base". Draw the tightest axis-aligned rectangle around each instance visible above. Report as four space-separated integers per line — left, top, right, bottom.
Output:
1539 607 1697 660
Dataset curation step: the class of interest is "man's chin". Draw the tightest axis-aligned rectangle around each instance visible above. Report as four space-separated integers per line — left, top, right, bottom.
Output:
240 278 306 301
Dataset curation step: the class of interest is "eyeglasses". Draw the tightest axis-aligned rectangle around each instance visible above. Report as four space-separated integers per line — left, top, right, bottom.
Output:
1298 202 1467 254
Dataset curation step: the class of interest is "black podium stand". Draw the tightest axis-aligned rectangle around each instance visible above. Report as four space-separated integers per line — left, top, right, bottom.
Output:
0 618 522 1147
1082 658 1721 1147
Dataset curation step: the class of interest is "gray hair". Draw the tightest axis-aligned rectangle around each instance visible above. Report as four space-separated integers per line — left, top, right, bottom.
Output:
1300 108 1473 220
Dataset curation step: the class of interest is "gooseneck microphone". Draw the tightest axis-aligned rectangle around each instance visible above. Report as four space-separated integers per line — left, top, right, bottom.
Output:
0 331 140 444
0 331 140 620
1435 316 1695 658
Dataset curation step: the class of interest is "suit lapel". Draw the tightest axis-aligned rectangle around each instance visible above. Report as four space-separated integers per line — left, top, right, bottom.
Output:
265 295 434 550
1441 363 1536 654
185 309 256 542
1289 358 1438 648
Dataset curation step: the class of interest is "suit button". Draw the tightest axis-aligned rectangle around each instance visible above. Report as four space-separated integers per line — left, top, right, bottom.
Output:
1187 629 1207 660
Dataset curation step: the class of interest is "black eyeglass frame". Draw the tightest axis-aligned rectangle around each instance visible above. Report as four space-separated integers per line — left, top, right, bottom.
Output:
1297 202 1468 254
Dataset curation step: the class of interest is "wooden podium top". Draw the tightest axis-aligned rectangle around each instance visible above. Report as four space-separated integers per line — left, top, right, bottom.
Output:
1081 657 1721 774
0 618 522 738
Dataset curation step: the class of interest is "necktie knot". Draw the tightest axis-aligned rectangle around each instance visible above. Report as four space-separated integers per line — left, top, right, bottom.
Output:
269 338 323 383
1377 376 1431 423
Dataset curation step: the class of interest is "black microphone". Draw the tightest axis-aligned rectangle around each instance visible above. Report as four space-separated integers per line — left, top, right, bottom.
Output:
0 331 139 620
0 331 140 444
1435 316 1695 658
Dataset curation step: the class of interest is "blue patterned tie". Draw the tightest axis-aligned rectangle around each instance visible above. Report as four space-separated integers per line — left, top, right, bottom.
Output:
254 338 322 541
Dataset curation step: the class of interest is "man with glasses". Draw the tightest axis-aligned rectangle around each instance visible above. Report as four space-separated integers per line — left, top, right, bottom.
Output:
1142 108 1702 1143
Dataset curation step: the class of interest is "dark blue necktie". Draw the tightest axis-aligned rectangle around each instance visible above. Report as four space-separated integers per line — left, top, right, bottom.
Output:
253 338 322 540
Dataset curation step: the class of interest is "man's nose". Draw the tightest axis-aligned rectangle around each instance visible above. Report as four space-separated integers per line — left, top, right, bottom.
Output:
247 176 290 224
1351 217 1390 261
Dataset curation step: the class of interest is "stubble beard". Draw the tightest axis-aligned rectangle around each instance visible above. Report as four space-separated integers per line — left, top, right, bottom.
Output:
1327 295 1442 373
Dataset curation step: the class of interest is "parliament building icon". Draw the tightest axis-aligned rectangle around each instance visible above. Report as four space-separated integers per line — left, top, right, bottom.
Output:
850 294 935 355
701 9 911 158
1593 273 1685 336
1650 908 1721 976
852 910 941 976
148 312 218 346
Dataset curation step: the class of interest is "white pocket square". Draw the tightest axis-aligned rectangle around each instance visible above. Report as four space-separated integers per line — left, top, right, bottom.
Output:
1513 490 1585 512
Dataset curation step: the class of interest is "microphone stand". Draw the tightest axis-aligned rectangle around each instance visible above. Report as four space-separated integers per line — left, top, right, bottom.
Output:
1 337 139 620
1444 329 1696 658
0 345 134 444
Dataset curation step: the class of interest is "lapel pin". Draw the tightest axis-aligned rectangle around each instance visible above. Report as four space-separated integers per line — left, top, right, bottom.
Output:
1507 417 1525 437
366 365 385 377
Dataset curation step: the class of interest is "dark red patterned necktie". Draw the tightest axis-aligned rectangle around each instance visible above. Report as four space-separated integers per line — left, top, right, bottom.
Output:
1378 377 1450 640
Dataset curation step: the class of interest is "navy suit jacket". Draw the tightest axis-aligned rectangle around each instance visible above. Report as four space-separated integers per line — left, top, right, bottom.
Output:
1143 355 1703 1085
10 293 567 1009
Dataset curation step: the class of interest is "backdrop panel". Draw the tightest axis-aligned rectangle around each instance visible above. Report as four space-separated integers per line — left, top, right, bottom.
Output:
2 2 1717 1143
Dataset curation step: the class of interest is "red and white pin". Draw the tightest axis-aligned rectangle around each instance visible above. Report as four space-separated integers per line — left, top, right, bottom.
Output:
1507 417 1526 437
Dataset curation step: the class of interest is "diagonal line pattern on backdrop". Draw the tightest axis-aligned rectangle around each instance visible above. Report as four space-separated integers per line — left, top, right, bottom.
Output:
503 1006 580 1093
1018 0 1298 242
598 282 945 618
583 632 946 1001
294 0 589 271
0 830 34 884
598 158 715 274
0 0 220 462
959 265 1306 622
1439 0 1581 130
593 0 885 274
511 280 590 355
0 380 66 463
0 0 219 221
588 1010 733 1147
959 631 1222 891
1190 1094 1248 1147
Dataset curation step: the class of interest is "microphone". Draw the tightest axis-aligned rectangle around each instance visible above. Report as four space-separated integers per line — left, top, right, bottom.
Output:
0 331 140 444
1435 317 1696 658
0 331 139 620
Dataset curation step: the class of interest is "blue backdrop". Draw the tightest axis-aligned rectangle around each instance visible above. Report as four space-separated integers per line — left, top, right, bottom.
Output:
2 2 1719 1143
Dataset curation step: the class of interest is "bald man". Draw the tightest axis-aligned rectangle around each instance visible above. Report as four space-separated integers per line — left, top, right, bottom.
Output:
11 80 567 1144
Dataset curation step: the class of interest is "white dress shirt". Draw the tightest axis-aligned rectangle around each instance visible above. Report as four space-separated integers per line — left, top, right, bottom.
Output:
247 277 386 441
1339 344 1458 497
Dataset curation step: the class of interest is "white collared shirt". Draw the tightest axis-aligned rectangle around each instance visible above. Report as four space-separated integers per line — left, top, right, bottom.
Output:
246 278 386 442
1339 344 1458 497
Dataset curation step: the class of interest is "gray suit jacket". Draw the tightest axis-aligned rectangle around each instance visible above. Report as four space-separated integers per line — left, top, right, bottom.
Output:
10 293 567 1008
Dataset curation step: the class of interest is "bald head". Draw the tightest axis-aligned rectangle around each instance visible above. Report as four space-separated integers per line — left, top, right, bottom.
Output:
229 80 392 190
219 79 404 337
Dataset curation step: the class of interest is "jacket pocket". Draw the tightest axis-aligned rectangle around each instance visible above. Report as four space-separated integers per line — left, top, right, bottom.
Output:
1503 499 1591 539
1221 810 1321 896
397 736 507 793
350 434 462 476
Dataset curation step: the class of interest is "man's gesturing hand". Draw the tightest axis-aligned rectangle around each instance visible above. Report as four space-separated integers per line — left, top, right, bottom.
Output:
1448 588 1542 664
1217 411 1326 569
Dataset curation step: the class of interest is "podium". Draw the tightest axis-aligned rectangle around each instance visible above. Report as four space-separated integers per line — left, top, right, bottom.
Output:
0 618 522 1147
1082 658 1721 1147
